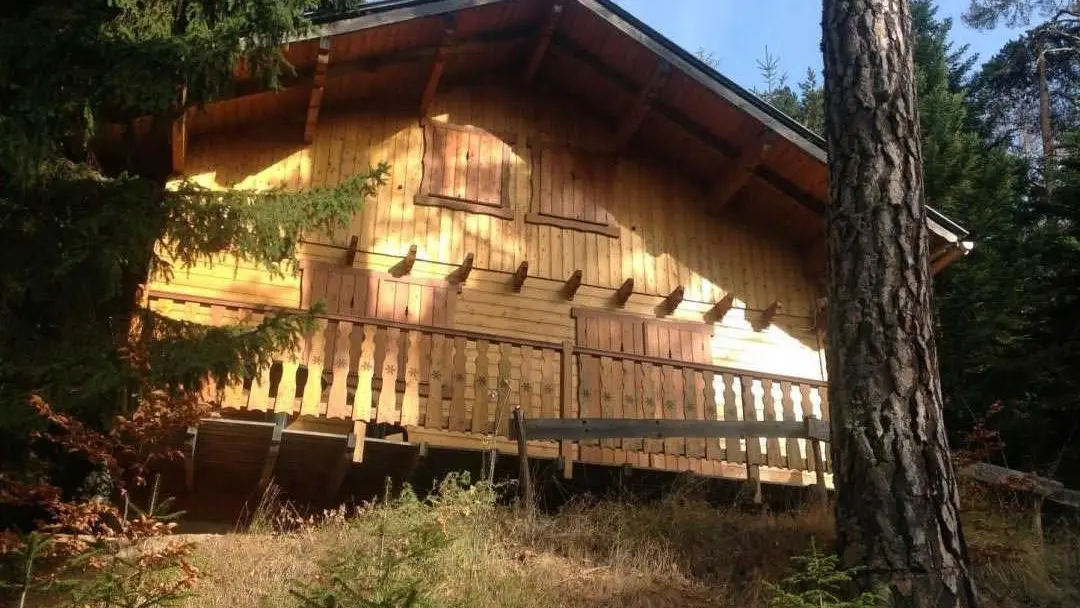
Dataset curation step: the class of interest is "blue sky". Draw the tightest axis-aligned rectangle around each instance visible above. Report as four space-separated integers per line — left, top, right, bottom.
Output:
611 0 1028 92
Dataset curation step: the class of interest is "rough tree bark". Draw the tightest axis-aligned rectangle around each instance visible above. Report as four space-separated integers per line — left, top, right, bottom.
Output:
1035 33 1055 195
820 1 978 606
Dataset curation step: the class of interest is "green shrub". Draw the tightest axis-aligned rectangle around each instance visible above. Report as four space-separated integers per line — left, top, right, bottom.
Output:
764 540 886 608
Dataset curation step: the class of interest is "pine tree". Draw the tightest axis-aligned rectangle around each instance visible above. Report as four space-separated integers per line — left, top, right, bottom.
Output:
821 0 977 603
0 2 386 494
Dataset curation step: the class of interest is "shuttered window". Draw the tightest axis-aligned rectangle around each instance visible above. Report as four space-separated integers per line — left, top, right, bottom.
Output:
415 119 515 219
527 143 618 237
301 261 456 326
572 309 710 364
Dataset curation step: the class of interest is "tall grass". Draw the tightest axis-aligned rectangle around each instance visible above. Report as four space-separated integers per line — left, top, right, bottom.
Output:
182 474 1080 608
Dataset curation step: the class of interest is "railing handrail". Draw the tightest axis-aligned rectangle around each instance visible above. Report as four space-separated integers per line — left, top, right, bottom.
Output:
572 345 827 387
148 288 563 351
510 417 832 442
148 288 828 388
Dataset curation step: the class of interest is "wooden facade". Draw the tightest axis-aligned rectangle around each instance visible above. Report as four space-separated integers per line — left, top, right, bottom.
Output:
135 0 972 497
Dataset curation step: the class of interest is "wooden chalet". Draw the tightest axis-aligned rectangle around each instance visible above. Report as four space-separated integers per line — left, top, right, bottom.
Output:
138 0 973 504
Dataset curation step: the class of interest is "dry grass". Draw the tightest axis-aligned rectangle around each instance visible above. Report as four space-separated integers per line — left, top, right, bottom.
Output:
180 475 1080 608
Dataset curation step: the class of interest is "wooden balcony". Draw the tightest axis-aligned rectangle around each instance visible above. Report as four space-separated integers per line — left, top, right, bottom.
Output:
148 290 832 491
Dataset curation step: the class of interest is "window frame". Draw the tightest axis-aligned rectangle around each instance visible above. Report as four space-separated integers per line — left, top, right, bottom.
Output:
526 140 620 238
414 118 516 220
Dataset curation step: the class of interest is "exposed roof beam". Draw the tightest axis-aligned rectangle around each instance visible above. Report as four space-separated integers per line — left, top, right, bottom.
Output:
511 261 529 292
930 242 972 276
523 1 564 84
613 278 634 307
170 87 188 175
612 60 670 149
561 270 583 300
304 37 332 144
550 36 827 215
712 129 778 210
420 15 457 116
575 0 828 163
657 285 684 316
330 27 532 80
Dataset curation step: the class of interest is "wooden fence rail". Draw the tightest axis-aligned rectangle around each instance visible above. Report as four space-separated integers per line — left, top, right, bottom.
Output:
147 290 832 486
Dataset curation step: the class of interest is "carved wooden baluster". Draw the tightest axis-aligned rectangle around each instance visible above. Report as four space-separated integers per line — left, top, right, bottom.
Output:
519 345 536 422
642 362 662 453
540 348 557 419
660 362 681 456
762 378 783 467
377 326 400 424
247 312 272 412
300 318 328 417
219 307 248 408
816 387 830 472
722 372 741 463
799 383 814 472
580 353 601 446
741 375 763 501
702 369 718 461
781 381 803 470
425 333 447 428
198 304 220 405
471 340 491 433
400 328 421 426
448 336 468 431
599 355 619 450
683 366 704 458
622 359 641 452
495 342 513 436
326 321 353 419
353 325 376 422
276 338 302 414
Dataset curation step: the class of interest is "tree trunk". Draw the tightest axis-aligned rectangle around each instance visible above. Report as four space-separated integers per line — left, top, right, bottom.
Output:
820 1 978 606
1035 33 1054 194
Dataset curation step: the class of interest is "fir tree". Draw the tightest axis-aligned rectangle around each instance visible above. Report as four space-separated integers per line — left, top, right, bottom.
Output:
0 2 386 495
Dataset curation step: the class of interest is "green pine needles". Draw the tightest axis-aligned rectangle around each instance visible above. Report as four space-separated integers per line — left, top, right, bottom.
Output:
764 541 887 608
0 1 386 490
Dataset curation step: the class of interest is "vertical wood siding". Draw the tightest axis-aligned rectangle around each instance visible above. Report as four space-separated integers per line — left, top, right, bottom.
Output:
152 85 824 382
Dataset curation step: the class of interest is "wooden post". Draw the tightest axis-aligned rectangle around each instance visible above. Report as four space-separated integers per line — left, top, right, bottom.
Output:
704 293 734 324
420 15 456 115
183 426 198 493
351 421 367 463
559 339 574 479
390 244 418 277
522 2 563 83
513 407 534 511
511 261 529 292
345 235 359 267
448 252 474 284
753 301 782 331
326 433 355 504
258 413 287 492
561 269 583 300
613 278 634 307
807 416 827 504
657 285 684 316
303 37 332 144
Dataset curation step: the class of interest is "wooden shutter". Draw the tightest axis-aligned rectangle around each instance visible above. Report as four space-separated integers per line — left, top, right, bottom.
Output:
573 309 645 355
301 262 456 326
527 143 618 237
415 120 514 219
643 320 711 365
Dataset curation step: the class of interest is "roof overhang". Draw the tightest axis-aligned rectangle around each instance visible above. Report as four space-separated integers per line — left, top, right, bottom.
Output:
142 0 973 275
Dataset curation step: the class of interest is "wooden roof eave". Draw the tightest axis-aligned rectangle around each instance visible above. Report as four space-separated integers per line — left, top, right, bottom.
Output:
268 0 972 259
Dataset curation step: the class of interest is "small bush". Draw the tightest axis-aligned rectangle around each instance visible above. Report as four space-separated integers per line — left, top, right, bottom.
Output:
764 540 885 608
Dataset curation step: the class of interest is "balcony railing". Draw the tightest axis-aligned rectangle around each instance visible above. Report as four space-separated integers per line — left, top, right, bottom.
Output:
148 290 831 488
